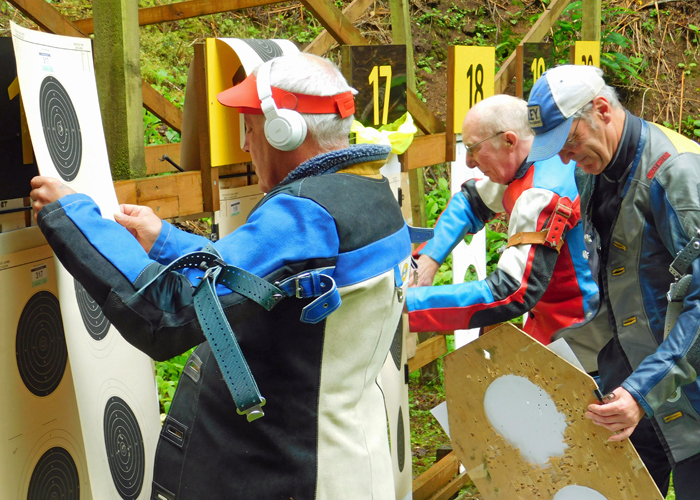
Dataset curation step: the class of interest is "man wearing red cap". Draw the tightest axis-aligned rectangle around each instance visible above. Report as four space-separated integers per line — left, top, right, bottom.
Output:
30 53 413 499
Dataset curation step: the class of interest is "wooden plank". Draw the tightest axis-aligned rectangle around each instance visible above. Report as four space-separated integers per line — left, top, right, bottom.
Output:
515 45 524 98
6 1 183 135
444 323 663 499
581 0 601 42
428 471 471 500
407 335 447 373
408 89 446 135
142 81 184 133
73 0 280 34
413 451 459 500
142 196 179 219
300 0 368 46
401 133 447 171
445 47 457 163
388 0 416 92
7 0 85 37
194 43 219 213
304 0 373 56
113 171 203 218
145 143 182 175
494 0 572 94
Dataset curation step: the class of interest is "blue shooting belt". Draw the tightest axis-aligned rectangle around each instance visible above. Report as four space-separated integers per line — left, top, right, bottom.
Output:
135 246 340 422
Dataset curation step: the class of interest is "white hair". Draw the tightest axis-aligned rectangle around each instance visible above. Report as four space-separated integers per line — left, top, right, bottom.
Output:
467 94 534 145
254 54 357 152
571 67 622 130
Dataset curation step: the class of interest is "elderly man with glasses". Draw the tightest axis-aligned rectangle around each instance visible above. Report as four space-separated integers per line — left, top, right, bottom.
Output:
527 64 700 498
407 94 605 373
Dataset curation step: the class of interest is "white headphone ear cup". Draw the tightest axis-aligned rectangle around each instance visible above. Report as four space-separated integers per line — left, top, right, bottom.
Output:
264 108 307 151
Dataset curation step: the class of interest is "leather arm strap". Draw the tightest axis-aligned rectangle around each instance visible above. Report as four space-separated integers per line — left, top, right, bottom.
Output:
507 230 566 253
505 198 574 254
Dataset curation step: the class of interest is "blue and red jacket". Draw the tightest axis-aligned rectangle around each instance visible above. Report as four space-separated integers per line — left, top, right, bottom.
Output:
407 156 599 359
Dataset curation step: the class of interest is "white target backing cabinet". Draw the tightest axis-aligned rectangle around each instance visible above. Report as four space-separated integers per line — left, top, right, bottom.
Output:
0 226 91 500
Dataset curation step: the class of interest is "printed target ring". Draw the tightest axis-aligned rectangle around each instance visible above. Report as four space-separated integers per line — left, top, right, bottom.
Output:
389 317 403 371
39 76 82 182
74 279 111 341
27 447 80 500
241 39 283 61
104 396 145 500
16 291 67 397
397 407 406 472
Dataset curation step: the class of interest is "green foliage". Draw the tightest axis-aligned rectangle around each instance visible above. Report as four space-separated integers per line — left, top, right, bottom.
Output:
425 175 451 228
154 348 195 415
143 109 181 146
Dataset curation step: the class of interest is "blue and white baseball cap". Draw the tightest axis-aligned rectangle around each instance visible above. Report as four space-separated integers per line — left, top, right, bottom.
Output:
526 65 605 162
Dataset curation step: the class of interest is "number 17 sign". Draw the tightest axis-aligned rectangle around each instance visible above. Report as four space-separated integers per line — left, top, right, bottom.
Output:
448 46 495 133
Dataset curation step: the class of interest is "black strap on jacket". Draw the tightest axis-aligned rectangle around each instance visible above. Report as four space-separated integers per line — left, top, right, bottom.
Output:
134 245 340 422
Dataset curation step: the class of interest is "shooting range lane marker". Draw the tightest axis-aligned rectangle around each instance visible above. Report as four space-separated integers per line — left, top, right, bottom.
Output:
483 374 568 467
103 396 145 500
15 291 67 397
39 75 82 182
553 485 609 500
26 447 80 500
74 279 111 341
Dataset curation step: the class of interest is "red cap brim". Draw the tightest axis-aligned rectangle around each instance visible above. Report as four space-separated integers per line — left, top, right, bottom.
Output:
216 73 355 118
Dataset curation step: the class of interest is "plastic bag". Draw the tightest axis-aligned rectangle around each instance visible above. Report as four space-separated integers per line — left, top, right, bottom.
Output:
351 112 417 155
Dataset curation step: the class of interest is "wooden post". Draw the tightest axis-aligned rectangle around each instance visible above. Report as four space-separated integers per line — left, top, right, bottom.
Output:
193 43 219 213
388 0 415 92
581 0 602 42
92 0 146 180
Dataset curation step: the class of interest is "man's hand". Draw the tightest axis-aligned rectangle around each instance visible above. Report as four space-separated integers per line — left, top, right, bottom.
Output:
30 176 76 218
586 387 645 441
411 254 441 287
114 204 163 254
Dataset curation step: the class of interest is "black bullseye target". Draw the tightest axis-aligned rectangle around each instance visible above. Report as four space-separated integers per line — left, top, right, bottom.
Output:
27 447 80 500
74 279 110 341
16 291 67 397
39 76 82 182
397 407 406 472
104 396 145 500
389 317 403 371
241 39 283 62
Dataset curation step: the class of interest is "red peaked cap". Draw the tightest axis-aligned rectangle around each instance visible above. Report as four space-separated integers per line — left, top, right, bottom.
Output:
217 73 355 118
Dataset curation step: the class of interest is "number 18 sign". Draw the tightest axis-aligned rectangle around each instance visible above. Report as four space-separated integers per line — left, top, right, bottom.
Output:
448 46 495 132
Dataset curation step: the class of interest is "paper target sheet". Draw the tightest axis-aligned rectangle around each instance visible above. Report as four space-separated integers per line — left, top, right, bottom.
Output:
11 22 160 500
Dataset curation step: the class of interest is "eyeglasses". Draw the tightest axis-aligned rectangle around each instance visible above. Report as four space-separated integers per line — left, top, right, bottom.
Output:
563 117 582 149
465 131 504 156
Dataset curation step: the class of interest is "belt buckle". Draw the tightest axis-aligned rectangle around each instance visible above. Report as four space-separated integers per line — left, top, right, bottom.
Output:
236 397 267 422
294 272 312 299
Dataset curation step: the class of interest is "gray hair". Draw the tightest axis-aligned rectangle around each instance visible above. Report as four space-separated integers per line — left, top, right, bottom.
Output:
254 54 357 152
571 67 622 130
468 94 534 146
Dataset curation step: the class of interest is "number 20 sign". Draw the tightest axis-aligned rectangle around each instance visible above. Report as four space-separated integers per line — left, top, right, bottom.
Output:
448 46 495 132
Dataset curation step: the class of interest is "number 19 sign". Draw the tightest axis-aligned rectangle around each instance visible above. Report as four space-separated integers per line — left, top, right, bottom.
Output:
448 46 495 132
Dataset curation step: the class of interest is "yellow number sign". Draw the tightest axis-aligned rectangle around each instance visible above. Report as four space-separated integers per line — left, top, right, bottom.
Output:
452 46 495 131
574 41 600 68
368 65 392 126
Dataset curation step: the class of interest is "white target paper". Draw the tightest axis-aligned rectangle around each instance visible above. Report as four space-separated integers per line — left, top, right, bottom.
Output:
11 22 160 500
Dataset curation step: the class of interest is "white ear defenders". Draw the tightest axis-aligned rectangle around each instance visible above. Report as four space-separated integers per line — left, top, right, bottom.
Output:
256 59 308 151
